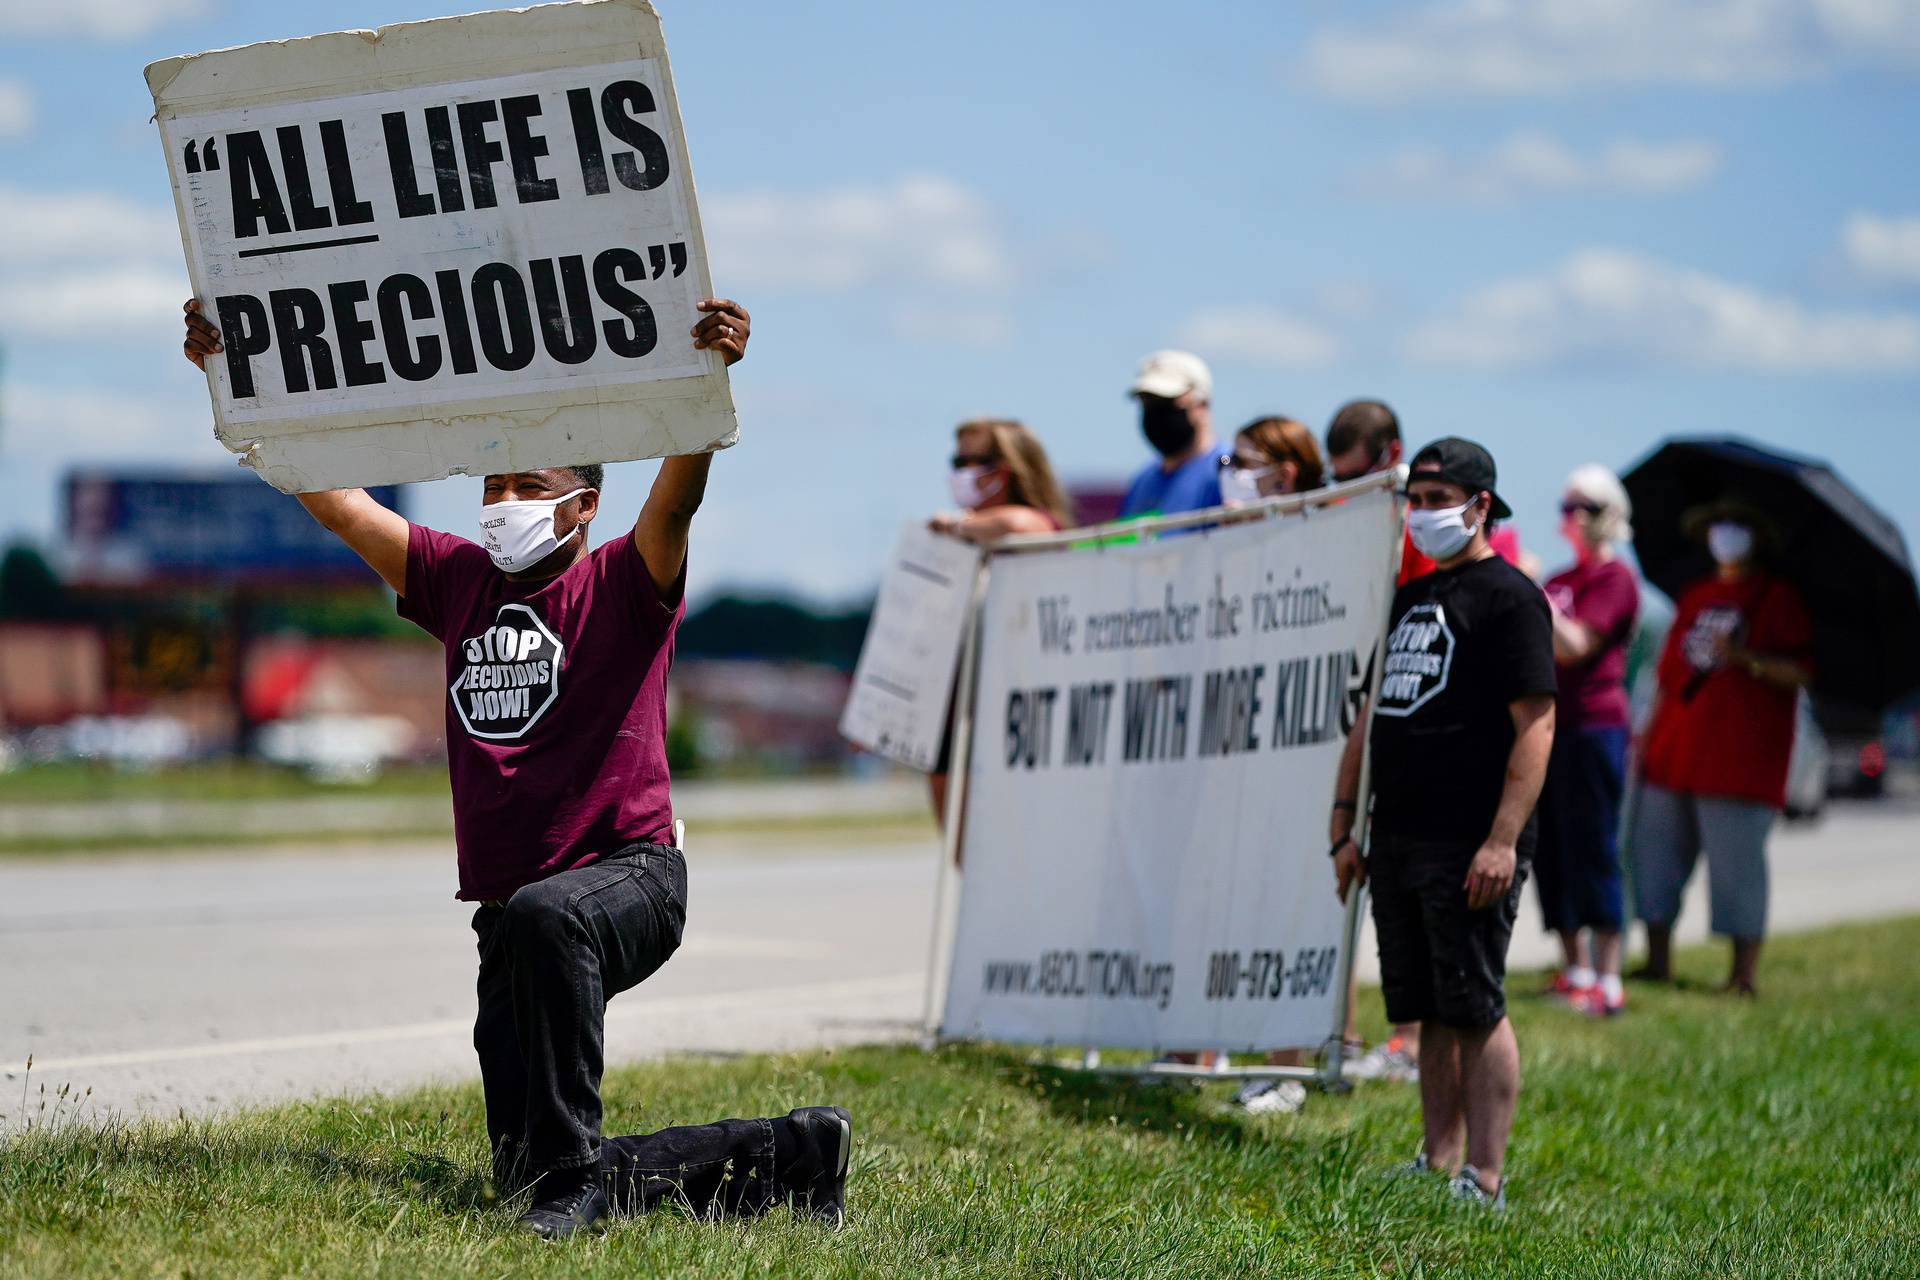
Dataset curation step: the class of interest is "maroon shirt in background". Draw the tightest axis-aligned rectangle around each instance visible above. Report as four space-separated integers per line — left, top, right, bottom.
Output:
1543 556 1639 729
397 523 682 901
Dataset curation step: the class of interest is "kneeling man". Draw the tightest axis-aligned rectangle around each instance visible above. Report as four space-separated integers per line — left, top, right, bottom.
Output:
1330 438 1555 1209
182 296 851 1239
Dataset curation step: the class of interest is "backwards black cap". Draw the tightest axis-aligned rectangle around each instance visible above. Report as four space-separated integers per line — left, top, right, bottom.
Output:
1407 437 1512 519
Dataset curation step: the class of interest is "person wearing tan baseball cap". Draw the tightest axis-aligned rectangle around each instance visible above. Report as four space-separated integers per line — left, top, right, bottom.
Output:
1119 350 1223 520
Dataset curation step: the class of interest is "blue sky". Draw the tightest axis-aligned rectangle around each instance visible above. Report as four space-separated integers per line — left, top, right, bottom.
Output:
4 0 1920 602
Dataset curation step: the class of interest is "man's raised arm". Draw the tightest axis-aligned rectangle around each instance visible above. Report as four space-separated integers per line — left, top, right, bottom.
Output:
630 298 751 593
182 300 409 594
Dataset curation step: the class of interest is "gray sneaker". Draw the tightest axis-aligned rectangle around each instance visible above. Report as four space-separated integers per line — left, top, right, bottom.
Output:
1232 1079 1307 1114
1345 1038 1420 1083
1450 1164 1507 1211
1388 1150 1441 1179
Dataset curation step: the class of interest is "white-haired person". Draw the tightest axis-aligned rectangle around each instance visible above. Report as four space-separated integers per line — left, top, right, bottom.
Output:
1536 466 1641 1017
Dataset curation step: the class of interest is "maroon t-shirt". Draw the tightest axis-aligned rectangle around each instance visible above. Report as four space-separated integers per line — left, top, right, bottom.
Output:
1543 556 1638 729
397 524 682 901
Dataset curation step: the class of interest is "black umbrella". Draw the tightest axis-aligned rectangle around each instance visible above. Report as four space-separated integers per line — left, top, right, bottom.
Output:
1622 436 1920 716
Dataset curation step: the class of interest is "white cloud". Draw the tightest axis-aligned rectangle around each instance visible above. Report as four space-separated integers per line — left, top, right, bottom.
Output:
3 267 187 338
1407 248 1920 372
0 0 211 40
891 304 1014 347
1352 132 1722 201
1842 213 1920 284
0 187 186 343
1304 0 1920 102
0 80 31 140
1175 305 1342 368
1313 280 1391 321
0 187 180 265
3 384 204 458
706 175 1013 292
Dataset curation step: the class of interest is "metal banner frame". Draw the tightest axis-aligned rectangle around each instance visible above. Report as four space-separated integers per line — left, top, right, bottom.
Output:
919 470 1407 1095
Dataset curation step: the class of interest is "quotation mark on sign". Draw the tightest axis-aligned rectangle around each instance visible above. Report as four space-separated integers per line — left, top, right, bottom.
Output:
646 243 689 280
183 138 221 173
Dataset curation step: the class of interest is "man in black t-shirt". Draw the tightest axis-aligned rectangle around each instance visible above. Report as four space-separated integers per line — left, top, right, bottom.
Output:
1328 438 1556 1210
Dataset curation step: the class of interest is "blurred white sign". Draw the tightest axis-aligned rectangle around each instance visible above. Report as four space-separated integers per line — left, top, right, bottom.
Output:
840 525 983 772
147 0 735 493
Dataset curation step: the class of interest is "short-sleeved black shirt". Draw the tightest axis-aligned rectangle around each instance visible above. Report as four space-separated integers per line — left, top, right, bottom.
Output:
1369 554 1556 845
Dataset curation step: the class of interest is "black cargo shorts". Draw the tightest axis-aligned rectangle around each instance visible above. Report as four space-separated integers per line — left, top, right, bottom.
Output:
1367 829 1529 1030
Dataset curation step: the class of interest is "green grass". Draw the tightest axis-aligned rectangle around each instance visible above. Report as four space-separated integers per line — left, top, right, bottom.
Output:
0 810 932 858
0 761 933 856
0 760 453 804
4 919 1917 1278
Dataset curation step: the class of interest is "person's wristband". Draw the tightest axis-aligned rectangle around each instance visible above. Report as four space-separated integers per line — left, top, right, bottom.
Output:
1329 835 1357 859
1331 799 1357 814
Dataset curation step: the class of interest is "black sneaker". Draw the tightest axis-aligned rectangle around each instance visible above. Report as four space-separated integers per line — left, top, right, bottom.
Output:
516 1169 610 1240
785 1105 853 1227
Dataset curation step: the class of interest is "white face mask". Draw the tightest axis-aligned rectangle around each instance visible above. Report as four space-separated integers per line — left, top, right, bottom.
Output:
1219 465 1272 507
478 489 585 572
949 465 1003 511
1707 520 1753 566
1407 500 1480 561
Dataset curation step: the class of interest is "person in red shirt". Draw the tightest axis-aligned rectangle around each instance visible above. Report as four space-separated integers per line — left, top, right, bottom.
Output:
181 298 853 1239
1630 499 1812 996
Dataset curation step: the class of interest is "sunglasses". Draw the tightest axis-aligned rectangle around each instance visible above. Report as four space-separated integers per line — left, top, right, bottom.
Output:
950 453 998 470
1560 500 1604 517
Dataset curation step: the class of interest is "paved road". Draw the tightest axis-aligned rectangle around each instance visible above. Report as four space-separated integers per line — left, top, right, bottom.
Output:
0 834 938 1129
3 800 1913 1127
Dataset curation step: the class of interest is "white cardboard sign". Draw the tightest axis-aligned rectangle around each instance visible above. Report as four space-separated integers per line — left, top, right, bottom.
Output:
940 490 1400 1052
146 0 735 493
839 525 984 772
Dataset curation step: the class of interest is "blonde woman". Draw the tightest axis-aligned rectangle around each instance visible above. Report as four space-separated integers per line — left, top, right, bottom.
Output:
928 419 1073 831
930 417 1073 543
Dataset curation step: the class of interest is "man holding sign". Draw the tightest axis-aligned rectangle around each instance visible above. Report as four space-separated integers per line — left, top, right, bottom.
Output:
181 299 851 1239
157 3 847 1242
1329 439 1555 1211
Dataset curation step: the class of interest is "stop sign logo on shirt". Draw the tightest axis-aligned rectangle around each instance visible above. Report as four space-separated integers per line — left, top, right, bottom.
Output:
451 602 564 740
1375 601 1455 717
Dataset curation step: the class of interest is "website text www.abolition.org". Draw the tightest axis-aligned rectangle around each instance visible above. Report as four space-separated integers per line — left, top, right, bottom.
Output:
982 950 1176 1010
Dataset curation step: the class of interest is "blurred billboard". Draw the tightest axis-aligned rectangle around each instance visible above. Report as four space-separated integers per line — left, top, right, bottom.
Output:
63 470 405 587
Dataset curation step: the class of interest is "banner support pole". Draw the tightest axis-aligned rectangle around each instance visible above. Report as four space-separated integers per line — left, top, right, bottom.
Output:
1318 472 1409 1092
920 555 990 1047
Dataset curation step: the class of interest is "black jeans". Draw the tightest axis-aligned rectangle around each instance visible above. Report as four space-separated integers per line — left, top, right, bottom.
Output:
472 843 782 1216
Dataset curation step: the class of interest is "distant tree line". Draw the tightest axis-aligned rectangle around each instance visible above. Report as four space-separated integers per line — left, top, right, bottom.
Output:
676 594 874 672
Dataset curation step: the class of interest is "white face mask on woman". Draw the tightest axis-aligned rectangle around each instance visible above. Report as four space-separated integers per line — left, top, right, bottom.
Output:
478 489 585 572
1219 465 1274 506
949 465 1004 511
1407 499 1480 562
1707 520 1753 567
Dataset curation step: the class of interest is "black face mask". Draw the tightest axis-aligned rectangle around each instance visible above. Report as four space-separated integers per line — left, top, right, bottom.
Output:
1140 397 1196 458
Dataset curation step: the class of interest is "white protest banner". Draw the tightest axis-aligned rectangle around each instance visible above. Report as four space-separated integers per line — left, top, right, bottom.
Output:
840 525 983 771
939 488 1399 1052
146 0 733 493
